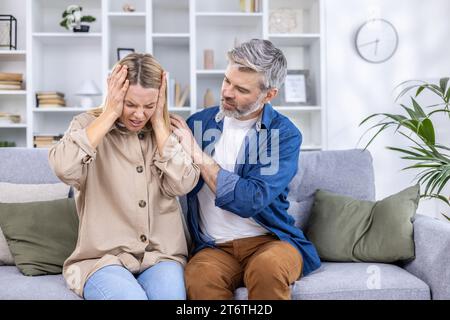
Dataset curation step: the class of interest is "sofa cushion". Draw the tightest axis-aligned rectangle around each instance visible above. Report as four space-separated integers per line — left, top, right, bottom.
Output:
0 266 80 300
288 149 375 230
0 198 78 276
0 182 71 266
234 262 430 300
305 185 418 263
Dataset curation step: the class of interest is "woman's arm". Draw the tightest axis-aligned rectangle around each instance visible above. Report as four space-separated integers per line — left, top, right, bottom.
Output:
86 64 129 148
48 64 130 190
150 72 171 156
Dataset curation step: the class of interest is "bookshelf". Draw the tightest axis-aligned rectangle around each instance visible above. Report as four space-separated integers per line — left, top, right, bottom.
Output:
0 0 326 150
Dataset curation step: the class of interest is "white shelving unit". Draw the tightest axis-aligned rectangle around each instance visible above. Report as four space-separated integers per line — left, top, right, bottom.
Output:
0 0 326 150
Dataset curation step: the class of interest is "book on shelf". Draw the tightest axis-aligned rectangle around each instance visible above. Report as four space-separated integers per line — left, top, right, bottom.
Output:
0 112 21 124
0 84 22 90
36 91 65 97
166 72 176 108
0 72 23 82
176 85 190 107
239 0 261 13
0 79 23 90
167 76 189 108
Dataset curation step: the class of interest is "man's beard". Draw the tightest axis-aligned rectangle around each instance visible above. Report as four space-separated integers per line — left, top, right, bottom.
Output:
219 94 265 119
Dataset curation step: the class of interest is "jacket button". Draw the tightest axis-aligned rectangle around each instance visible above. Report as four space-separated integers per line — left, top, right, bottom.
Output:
139 200 146 208
140 235 147 242
138 132 145 140
136 166 143 173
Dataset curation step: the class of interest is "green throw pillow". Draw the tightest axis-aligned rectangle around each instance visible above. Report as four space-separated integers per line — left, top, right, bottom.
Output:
306 185 419 263
0 198 79 276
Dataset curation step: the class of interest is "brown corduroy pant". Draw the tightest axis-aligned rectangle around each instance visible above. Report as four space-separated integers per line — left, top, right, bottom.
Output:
185 234 303 300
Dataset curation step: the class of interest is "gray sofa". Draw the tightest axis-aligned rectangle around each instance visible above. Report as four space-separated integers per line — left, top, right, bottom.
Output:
1 147 449 300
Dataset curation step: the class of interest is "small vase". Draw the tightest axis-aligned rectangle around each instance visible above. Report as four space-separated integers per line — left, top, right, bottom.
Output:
203 50 214 70
204 89 215 108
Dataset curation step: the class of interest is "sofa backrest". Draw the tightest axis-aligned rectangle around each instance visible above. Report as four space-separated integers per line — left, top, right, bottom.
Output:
288 149 376 229
0 148 59 184
0 148 376 231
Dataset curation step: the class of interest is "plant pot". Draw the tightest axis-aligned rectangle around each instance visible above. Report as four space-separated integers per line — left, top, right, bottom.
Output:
73 25 90 32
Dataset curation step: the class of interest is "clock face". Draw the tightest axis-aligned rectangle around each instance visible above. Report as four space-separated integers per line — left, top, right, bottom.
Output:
355 19 399 63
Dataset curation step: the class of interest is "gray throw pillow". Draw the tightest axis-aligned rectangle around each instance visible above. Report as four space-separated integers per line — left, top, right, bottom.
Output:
0 198 79 276
306 185 419 263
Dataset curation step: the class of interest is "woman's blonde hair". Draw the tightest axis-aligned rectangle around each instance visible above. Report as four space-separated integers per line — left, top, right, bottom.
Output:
88 53 169 129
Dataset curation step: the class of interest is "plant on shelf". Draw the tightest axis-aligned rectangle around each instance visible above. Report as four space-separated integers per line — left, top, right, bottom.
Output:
60 5 96 32
359 77 450 220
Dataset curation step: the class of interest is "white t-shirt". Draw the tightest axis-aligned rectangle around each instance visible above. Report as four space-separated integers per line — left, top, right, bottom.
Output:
197 116 268 243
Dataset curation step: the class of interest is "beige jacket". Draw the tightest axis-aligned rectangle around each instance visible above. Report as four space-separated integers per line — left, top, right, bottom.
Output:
48 113 200 297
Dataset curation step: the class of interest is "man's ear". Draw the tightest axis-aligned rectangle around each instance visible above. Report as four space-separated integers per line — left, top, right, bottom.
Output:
263 88 278 104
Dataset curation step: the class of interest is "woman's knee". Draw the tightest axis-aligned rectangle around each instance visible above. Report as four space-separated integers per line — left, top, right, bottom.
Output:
83 265 147 300
138 261 186 300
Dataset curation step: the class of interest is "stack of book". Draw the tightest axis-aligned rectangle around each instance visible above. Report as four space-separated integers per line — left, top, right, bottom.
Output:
36 91 66 108
0 72 23 90
33 135 63 148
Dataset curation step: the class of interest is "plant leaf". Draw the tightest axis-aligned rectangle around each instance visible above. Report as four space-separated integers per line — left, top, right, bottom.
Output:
440 78 449 95
417 118 435 145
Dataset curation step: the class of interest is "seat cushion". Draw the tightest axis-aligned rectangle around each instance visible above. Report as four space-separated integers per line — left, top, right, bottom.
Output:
0 266 81 300
234 262 430 300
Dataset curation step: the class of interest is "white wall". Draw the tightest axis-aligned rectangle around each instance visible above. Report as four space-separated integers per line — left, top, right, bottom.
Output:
324 0 450 219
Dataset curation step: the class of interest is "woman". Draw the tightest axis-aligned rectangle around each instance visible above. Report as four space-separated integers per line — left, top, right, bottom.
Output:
49 53 200 300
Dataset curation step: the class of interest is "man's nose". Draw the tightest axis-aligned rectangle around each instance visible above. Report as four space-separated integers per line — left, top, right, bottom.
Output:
222 87 234 99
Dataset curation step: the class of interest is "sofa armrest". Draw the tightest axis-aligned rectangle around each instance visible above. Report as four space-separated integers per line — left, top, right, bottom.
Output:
404 214 450 300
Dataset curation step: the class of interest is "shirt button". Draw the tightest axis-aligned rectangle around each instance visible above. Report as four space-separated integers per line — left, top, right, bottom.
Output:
139 200 146 208
138 132 145 140
136 166 143 173
140 235 147 242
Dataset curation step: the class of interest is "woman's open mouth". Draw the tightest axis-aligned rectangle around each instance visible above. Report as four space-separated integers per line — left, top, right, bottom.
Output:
129 120 144 128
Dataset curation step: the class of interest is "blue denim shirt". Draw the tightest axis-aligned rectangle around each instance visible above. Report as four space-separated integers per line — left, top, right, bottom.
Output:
186 104 321 277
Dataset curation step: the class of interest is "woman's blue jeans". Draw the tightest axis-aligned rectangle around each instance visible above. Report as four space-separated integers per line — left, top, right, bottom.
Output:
83 261 186 300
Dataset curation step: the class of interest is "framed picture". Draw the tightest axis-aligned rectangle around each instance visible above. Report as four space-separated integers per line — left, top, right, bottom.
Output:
117 48 135 61
273 70 313 106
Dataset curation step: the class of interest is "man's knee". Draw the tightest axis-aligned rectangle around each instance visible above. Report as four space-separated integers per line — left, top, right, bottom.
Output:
244 243 302 286
185 260 224 289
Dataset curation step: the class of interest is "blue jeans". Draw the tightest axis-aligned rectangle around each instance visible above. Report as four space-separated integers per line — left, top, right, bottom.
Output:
83 261 186 300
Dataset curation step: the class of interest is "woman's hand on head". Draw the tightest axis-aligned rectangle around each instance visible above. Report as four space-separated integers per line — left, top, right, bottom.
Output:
104 64 129 119
150 71 167 127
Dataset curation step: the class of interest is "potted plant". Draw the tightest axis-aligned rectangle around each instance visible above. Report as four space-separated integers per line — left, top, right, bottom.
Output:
60 5 96 32
360 78 450 220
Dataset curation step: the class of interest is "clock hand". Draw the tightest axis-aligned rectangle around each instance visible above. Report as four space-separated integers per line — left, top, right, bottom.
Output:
358 40 378 48
374 38 380 55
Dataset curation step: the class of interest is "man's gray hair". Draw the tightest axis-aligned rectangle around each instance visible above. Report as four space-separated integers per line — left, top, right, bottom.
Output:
227 39 287 91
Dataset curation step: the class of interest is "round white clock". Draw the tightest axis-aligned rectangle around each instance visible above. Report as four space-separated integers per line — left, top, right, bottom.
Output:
355 19 399 63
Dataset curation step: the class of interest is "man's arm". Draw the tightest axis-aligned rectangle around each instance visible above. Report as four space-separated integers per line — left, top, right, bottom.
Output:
169 113 220 193
170 113 302 218
191 146 220 194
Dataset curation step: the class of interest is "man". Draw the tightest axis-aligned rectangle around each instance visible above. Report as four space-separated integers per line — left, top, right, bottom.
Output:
169 39 321 300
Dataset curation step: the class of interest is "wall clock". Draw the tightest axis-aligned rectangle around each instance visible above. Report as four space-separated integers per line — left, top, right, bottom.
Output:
355 19 399 63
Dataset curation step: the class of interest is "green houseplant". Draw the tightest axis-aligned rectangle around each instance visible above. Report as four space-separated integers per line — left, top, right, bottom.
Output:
360 77 450 220
60 5 96 32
